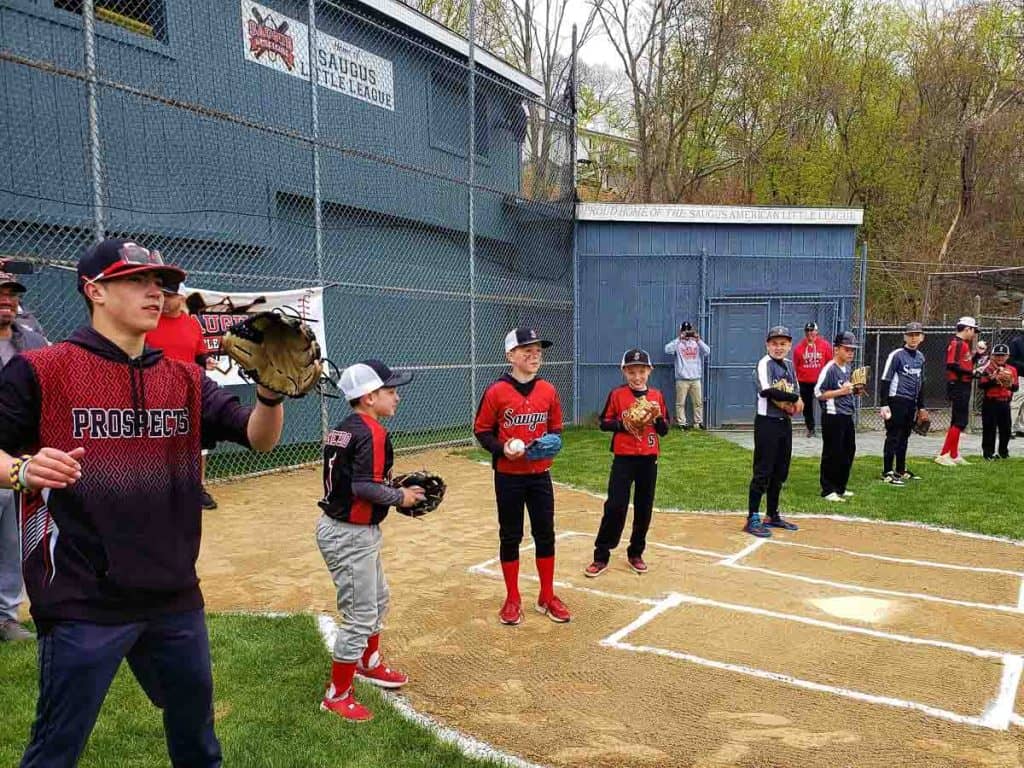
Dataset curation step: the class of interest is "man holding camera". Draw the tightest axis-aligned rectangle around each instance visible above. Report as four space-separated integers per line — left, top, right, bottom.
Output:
664 321 710 430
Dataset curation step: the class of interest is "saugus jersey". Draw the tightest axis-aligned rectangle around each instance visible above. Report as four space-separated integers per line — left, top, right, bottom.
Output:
320 412 394 525
600 386 668 456
474 375 563 474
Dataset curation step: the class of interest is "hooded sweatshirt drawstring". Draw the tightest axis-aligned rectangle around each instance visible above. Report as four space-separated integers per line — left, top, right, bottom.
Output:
128 358 148 436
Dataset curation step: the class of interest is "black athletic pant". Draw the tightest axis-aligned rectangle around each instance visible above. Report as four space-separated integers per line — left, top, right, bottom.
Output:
948 381 972 430
594 455 658 563
748 415 792 517
982 399 1012 458
883 397 917 474
799 382 817 431
820 413 856 496
495 471 555 562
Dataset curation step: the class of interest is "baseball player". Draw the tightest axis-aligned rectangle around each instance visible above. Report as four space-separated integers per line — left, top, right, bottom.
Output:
936 316 982 465
145 282 220 510
0 239 287 766
745 326 803 538
585 348 668 577
317 360 424 722
879 321 927 485
0 270 48 643
663 321 710 429
814 332 861 502
978 344 1019 460
474 328 569 626
793 321 832 438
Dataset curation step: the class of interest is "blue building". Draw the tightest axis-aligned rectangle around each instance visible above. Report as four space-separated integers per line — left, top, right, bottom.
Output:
576 203 862 427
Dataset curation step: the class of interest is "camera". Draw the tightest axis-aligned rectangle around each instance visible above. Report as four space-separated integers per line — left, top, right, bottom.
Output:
684 331 696 338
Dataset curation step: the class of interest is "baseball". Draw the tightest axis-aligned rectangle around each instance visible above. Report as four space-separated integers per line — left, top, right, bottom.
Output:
507 438 525 454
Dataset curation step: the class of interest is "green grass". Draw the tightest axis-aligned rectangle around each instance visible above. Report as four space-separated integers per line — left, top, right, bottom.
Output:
464 426 1024 540
0 614 502 768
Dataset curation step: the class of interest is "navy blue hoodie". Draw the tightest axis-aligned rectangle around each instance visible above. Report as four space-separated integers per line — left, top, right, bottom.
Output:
0 326 252 629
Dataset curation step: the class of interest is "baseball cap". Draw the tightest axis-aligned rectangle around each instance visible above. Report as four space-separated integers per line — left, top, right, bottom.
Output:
621 348 653 368
956 316 978 329
77 239 186 293
993 343 1010 356
162 282 190 297
0 272 26 294
767 325 792 341
339 359 414 400
679 321 693 332
504 328 552 353
903 321 924 334
834 331 859 348
804 321 818 332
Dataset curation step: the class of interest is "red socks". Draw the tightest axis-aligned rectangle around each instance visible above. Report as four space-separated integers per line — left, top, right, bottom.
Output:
501 560 521 604
536 555 555 604
330 660 356 697
361 634 380 669
942 426 962 458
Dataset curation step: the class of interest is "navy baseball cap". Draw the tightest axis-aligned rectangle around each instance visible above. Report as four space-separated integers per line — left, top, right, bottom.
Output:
834 331 859 348
993 344 1010 356
0 272 26 294
621 348 653 368
504 328 552 352
804 321 818 331
904 321 924 333
767 325 792 341
339 359 413 400
679 321 693 332
77 239 186 294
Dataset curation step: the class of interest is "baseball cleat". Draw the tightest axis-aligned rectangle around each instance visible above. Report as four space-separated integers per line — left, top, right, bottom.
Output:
842 490 855 497
765 515 799 531
499 598 523 626
823 492 846 503
627 556 648 574
355 661 408 689
321 685 373 722
536 595 571 623
899 471 921 481
584 561 608 578
952 456 970 465
882 471 905 485
934 454 956 466
743 514 772 538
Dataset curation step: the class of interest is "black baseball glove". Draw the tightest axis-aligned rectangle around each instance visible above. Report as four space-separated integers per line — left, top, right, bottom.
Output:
391 471 446 518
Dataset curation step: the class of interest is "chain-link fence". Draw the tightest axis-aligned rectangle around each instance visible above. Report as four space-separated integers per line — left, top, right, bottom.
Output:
857 324 1023 432
0 0 576 478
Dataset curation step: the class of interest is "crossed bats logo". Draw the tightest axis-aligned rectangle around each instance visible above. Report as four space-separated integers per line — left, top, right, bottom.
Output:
247 6 295 70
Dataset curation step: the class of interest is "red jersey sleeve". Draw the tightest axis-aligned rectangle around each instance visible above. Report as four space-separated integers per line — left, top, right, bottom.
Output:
473 385 499 435
548 383 564 432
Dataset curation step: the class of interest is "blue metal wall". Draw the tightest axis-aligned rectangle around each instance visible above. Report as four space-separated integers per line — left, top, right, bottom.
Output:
576 220 858 426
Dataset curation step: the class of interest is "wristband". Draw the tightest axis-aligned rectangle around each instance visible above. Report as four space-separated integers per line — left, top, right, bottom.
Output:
257 391 285 407
9 454 33 493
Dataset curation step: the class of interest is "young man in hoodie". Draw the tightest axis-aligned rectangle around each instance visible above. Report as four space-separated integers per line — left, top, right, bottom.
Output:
0 239 286 767
664 321 710 430
0 271 48 643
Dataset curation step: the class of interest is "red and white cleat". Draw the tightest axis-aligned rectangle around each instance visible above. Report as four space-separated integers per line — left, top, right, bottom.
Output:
320 684 373 722
536 594 571 623
355 661 408 689
499 598 523 626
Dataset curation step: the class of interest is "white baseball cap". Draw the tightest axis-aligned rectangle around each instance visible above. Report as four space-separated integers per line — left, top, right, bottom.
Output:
504 327 552 353
957 316 978 329
339 359 413 400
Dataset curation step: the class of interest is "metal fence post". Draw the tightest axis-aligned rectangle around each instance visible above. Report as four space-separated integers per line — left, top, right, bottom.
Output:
570 24 579 425
468 0 477 426
83 0 104 243
308 0 329 440
699 248 709 426
855 243 867 426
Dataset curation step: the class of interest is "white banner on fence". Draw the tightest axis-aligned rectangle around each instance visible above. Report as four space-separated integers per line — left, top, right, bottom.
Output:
188 285 327 387
241 0 395 111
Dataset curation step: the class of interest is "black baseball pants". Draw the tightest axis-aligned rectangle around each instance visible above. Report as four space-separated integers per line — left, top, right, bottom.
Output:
748 415 792 517
594 455 658 563
820 413 856 496
494 471 555 562
883 397 916 475
948 381 972 430
982 399 1012 458
799 382 817 431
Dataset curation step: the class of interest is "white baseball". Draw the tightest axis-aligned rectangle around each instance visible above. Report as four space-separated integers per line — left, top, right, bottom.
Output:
508 438 525 454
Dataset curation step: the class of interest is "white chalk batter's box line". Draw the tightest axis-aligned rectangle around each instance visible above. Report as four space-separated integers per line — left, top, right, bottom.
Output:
467 532 1024 731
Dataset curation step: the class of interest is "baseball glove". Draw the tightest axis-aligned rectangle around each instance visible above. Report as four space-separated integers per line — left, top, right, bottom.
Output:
769 377 797 415
912 412 931 436
526 432 563 460
391 471 446 517
220 310 323 397
850 366 869 395
622 396 661 436
996 366 1014 387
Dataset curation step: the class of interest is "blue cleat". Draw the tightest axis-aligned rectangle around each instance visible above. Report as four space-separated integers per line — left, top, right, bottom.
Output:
765 515 799 531
743 513 772 538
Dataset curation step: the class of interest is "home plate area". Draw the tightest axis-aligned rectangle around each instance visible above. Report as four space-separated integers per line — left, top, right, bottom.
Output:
470 527 1024 733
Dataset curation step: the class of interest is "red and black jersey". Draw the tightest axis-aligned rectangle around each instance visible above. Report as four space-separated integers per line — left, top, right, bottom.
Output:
474 374 563 475
0 326 252 630
320 411 394 525
980 364 1020 401
600 386 668 456
945 336 976 383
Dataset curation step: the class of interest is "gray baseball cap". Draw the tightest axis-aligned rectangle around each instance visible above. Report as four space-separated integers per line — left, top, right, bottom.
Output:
903 321 924 333
834 331 859 348
766 325 792 341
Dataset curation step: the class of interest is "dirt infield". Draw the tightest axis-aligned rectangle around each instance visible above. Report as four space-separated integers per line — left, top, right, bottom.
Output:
199 450 1024 768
